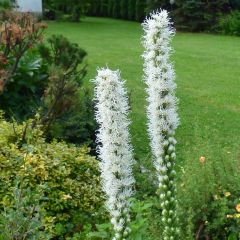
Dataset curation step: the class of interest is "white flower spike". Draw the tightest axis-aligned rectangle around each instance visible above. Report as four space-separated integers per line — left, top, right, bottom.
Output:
94 68 135 240
142 10 180 239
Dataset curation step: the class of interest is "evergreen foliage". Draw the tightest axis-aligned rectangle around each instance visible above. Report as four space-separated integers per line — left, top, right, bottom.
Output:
107 0 114 17
128 0 136 20
120 0 128 19
174 0 230 31
135 0 146 22
88 0 101 16
42 0 239 32
218 10 240 36
230 0 240 9
112 0 121 18
145 0 170 15
100 0 108 16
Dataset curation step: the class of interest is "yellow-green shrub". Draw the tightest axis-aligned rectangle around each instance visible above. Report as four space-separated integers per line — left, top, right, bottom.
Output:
0 112 105 237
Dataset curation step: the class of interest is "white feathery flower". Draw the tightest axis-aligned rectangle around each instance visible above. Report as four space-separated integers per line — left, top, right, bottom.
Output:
142 8 179 184
94 68 135 239
142 10 180 239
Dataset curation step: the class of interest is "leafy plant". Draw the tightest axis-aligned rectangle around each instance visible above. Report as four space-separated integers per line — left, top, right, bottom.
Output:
84 198 153 240
0 0 14 11
0 12 95 146
0 114 105 238
177 128 240 239
38 34 96 145
87 223 113 239
0 11 49 122
218 11 240 36
0 183 50 240
0 49 48 120
129 198 153 240
0 11 47 93
38 34 87 75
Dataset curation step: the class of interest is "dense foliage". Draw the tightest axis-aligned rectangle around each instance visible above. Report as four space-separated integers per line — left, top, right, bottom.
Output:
0 11 46 98
173 0 230 32
0 11 96 145
38 35 96 144
0 113 105 239
218 11 240 36
0 185 50 240
43 0 90 21
44 0 148 21
43 0 240 33
0 10 101 239
0 0 14 11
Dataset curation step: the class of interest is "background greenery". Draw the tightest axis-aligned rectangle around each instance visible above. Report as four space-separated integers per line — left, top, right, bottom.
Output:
46 17 240 164
0 3 240 238
43 0 240 34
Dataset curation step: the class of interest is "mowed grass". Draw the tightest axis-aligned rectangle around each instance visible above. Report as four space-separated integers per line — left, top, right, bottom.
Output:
46 17 240 167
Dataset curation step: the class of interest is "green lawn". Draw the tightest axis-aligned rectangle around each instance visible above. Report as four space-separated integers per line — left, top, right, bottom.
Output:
46 17 240 168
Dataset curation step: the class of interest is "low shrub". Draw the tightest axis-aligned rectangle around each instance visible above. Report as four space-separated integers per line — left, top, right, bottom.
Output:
0 113 105 238
218 11 240 36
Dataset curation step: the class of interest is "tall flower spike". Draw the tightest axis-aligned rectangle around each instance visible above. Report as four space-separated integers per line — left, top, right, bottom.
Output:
94 68 135 240
142 10 180 240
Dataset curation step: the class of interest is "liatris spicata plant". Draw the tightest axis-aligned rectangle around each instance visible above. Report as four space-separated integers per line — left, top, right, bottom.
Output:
94 68 135 240
142 10 180 239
